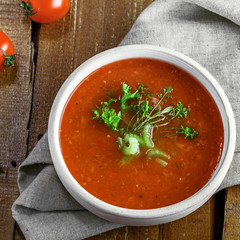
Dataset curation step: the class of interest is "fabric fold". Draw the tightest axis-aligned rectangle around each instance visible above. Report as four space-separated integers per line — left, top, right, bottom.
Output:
186 0 240 25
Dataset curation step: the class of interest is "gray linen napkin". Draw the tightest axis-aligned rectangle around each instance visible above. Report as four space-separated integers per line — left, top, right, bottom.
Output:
12 0 240 239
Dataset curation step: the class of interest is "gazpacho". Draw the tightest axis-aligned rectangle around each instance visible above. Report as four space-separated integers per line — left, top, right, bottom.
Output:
60 58 224 209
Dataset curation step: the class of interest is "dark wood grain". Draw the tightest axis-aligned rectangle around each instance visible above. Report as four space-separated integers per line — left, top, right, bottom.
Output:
27 0 78 153
0 0 33 239
223 185 240 240
163 200 213 240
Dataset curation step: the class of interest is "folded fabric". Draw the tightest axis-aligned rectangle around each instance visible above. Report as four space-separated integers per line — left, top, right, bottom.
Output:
12 0 240 239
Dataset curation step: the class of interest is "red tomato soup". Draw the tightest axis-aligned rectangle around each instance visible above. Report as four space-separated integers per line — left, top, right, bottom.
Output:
60 58 224 209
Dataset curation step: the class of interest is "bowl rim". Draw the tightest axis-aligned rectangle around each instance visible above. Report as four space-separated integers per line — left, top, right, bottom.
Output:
48 44 236 219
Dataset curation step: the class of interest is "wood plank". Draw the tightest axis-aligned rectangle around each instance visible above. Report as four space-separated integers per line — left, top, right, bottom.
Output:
223 185 240 240
0 0 33 239
87 228 127 240
72 0 154 69
26 0 78 153
163 200 212 240
127 226 160 239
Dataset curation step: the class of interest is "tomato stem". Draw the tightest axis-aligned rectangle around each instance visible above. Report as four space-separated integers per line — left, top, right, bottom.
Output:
0 48 15 68
19 1 39 16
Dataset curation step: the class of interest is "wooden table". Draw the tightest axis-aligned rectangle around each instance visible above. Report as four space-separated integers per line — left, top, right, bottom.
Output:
0 0 239 239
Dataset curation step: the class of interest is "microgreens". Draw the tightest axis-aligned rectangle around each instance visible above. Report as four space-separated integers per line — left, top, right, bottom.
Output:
137 83 153 98
170 102 189 119
132 100 153 118
177 124 198 140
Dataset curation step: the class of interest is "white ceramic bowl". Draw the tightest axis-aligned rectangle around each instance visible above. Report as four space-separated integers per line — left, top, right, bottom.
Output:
48 45 236 226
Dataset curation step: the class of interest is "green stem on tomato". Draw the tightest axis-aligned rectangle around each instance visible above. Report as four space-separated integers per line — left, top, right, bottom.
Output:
19 1 39 16
0 48 15 68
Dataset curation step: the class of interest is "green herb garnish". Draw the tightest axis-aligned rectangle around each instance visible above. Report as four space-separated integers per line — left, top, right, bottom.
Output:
19 1 39 16
170 102 189 119
177 124 198 140
121 83 140 111
92 83 198 165
92 99 121 131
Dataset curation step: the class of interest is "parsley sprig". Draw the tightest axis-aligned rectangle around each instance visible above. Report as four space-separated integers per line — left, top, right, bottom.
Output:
92 99 121 131
121 83 140 111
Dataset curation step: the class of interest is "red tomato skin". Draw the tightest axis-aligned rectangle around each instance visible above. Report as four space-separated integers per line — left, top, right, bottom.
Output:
0 31 14 70
26 0 70 23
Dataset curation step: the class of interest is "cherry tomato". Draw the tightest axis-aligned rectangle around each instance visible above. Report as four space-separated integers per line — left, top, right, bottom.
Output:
0 31 15 71
19 0 70 23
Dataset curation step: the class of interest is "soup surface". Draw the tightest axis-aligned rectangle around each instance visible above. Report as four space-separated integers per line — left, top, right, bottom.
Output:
60 58 224 209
